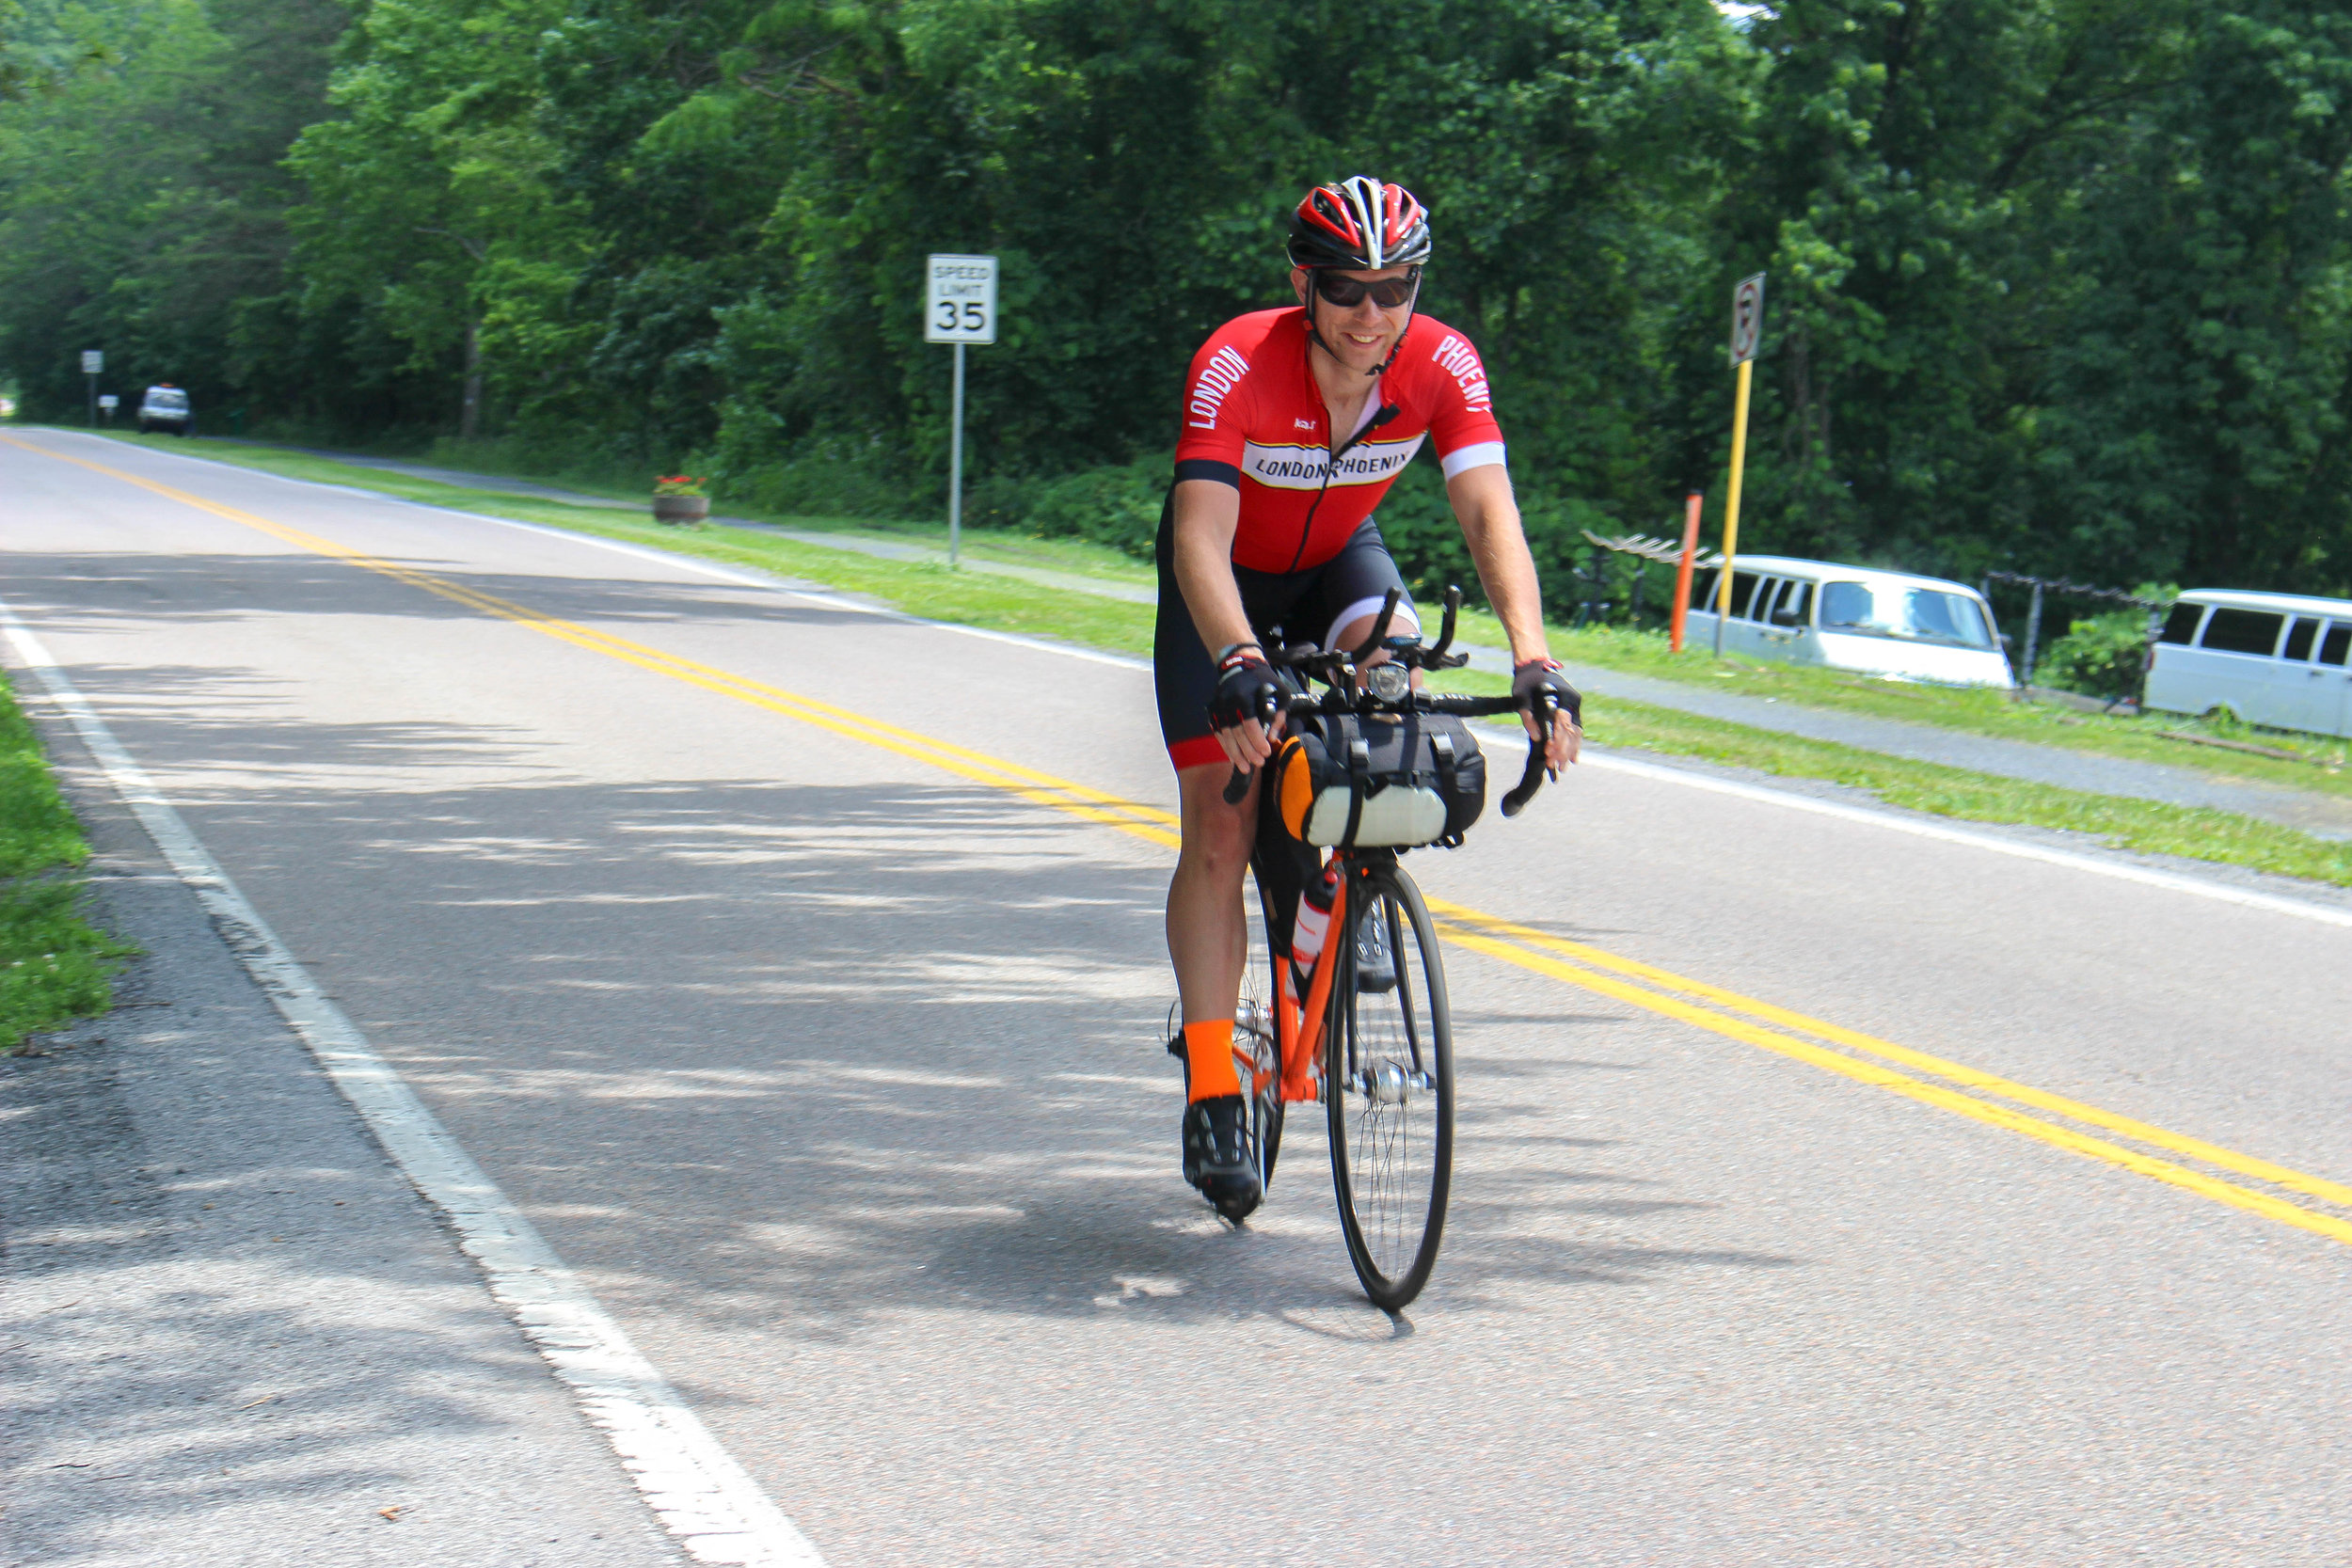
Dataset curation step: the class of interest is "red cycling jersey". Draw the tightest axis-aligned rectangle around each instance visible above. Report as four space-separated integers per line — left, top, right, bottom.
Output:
1173 308 1505 575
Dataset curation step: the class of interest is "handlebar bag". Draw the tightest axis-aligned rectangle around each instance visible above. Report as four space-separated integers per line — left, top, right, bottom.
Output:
1268 709 1486 848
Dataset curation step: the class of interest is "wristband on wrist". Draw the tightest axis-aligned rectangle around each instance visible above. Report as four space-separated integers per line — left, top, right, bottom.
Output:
1216 642 1264 672
1514 657 1562 673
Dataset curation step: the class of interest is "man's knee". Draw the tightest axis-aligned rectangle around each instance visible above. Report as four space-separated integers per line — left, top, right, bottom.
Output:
1182 818 1253 877
1177 783 1255 881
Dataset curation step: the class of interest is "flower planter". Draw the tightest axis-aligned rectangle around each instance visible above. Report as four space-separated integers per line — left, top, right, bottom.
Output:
651 494 709 526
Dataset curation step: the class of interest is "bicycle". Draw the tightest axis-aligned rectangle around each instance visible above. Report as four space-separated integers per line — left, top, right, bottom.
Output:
1172 586 1563 1309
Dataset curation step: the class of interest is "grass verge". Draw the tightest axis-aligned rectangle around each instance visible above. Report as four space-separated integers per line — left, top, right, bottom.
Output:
1424 665 2352 886
73 431 2352 891
0 669 131 1050
1457 617 2352 794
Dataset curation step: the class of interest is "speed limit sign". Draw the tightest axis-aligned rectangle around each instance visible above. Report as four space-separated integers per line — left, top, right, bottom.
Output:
926 254 997 344
1729 273 1766 365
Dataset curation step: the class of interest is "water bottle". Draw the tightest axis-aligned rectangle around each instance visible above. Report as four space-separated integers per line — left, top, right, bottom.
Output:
1293 862 1342 965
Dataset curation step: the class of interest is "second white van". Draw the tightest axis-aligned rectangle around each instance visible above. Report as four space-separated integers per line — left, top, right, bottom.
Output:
2143 589 2352 737
1684 555 2013 688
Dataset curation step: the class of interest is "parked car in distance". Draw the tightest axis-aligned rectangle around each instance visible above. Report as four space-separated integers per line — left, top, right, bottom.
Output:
2143 589 2352 738
137 385 193 435
1685 555 2014 688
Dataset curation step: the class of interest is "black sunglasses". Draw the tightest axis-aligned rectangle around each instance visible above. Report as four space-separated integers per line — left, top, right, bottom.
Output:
1312 268 1420 309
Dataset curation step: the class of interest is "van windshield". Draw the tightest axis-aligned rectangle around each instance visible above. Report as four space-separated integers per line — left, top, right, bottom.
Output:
1820 582 1994 648
147 389 188 409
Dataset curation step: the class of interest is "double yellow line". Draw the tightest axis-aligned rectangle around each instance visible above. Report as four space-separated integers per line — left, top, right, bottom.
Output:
1426 904 2352 1243
22 434 2352 1250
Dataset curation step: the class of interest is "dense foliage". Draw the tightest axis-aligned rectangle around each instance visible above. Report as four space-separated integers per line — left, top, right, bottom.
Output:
4 0 2350 611
2035 602 2170 701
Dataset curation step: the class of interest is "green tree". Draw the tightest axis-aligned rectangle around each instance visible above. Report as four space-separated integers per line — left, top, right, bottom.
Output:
287 0 596 441
0 0 344 424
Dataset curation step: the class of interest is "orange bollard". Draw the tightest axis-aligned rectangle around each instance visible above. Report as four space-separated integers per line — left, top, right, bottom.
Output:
1670 490 1704 653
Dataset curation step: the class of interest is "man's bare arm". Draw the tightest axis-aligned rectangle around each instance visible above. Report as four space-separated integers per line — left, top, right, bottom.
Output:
1447 463 1579 768
1169 479 1274 768
1170 480 1250 655
1445 464 1552 665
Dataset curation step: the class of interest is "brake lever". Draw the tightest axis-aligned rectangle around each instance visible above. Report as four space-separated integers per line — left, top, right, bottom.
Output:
1218 686 1292 805
1349 587 1402 663
1499 700 1558 817
1425 586 1462 662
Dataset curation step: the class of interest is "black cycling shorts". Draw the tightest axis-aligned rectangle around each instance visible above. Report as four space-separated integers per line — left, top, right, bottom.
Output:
1154 493 1418 771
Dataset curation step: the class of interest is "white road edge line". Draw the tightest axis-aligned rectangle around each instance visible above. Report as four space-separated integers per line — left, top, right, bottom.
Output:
43 429 1143 670
40 429 2352 930
1469 717 2352 930
1581 746 2352 930
0 594 828 1568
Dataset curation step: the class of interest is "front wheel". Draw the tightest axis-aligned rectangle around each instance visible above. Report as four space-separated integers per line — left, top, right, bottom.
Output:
1326 863 1454 1309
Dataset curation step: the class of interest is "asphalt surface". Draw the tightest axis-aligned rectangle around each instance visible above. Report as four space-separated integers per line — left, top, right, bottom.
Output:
0 680 678 1563
6 427 2352 1566
237 444 2352 838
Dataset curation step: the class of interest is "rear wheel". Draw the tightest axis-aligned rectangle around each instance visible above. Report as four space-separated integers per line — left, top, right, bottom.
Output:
1236 997 1283 1208
1325 863 1454 1309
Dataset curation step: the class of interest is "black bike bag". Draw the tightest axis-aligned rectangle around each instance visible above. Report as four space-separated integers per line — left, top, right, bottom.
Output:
1267 709 1486 849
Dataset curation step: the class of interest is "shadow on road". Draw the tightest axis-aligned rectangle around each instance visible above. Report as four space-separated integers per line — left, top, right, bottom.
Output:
15 629 1803 1374
0 546 867 637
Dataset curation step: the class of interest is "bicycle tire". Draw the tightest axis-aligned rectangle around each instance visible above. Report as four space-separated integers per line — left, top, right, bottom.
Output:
1325 863 1454 1309
1251 1055 1285 1197
1234 994 1282 1213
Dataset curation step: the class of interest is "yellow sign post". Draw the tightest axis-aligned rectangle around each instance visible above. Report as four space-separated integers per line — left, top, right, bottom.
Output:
1713 273 1765 657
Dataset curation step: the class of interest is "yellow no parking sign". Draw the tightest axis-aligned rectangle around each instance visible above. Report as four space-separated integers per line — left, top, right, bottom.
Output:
1712 273 1766 657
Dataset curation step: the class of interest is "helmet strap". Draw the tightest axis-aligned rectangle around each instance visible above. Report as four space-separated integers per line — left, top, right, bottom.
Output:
1302 287 1345 367
1302 277 1420 378
1369 301 1417 378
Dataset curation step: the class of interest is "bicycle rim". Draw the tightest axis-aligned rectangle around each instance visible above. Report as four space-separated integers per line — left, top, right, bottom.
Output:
1325 864 1454 1309
1239 990 1283 1197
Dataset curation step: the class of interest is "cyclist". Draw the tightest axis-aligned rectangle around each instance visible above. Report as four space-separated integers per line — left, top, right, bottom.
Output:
1161 175 1581 1210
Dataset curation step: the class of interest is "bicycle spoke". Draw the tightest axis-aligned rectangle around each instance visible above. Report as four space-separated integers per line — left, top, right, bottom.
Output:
1327 866 1454 1309
1391 900 1422 1072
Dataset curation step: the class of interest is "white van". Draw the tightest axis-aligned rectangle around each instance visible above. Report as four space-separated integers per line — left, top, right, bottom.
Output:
2143 590 2352 737
1684 555 2013 688
137 385 194 436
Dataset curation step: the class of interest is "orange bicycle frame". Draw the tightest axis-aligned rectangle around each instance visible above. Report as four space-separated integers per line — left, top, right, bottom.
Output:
1265 871 1345 1103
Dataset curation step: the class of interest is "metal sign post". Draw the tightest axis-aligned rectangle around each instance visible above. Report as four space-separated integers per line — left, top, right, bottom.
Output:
97 393 118 426
925 254 998 567
81 350 103 428
1713 274 1765 657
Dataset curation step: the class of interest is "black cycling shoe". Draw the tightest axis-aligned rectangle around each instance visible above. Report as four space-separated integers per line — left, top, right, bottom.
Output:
1182 1094 1262 1219
1354 910 1398 993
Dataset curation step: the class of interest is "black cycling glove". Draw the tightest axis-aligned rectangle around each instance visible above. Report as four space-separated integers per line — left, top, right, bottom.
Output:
1208 649 1283 733
1512 657 1583 727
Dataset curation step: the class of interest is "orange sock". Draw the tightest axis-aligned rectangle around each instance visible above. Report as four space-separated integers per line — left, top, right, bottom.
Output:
1184 1019 1240 1102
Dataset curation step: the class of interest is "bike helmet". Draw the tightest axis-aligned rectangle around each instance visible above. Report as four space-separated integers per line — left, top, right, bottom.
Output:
1287 176 1432 271
1288 177 1431 377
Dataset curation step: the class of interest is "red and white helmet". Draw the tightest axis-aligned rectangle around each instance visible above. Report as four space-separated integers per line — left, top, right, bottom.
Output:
1287 176 1432 271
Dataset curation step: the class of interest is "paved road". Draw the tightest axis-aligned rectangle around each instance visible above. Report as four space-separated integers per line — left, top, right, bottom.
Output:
7 427 2352 1565
1 757 679 1567
211 441 2352 839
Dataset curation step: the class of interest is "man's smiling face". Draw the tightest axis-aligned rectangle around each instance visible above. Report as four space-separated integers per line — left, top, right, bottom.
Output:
1291 265 1418 377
